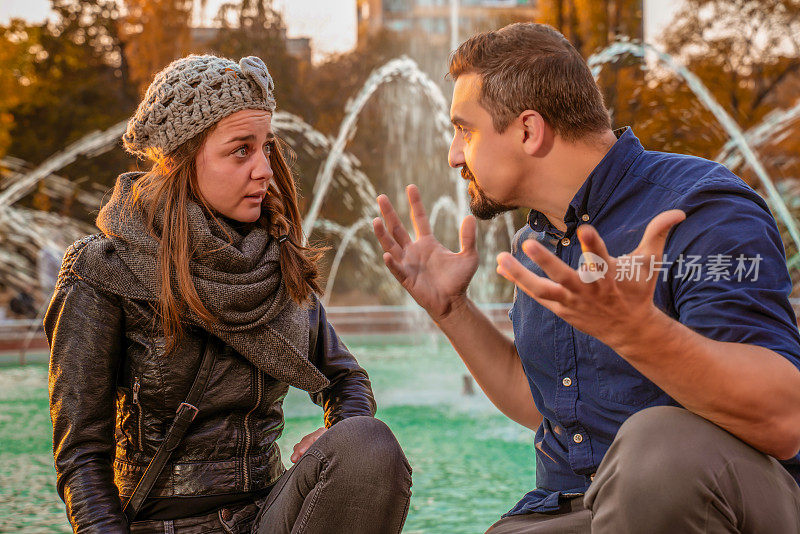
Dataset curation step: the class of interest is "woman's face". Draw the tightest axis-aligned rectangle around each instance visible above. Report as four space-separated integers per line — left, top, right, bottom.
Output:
195 109 275 223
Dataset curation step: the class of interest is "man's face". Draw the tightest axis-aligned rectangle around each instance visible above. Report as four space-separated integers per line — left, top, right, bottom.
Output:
448 73 520 220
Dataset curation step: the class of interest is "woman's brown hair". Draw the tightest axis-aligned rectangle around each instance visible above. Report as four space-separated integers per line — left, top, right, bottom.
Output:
121 124 324 355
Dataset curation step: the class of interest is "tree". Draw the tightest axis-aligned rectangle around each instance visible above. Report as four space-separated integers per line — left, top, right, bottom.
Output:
200 0 307 115
0 19 38 158
659 0 800 134
121 0 195 96
2 0 138 203
538 0 645 127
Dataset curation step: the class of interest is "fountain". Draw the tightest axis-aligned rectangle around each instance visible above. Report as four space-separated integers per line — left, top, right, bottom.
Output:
4 24 800 534
587 39 800 259
2 39 799 343
0 52 521 347
716 99 800 173
301 55 465 239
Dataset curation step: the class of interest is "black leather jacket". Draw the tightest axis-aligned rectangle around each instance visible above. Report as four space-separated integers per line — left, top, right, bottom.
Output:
44 234 376 533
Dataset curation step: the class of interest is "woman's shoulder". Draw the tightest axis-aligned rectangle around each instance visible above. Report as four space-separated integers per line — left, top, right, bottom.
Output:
56 233 150 301
55 234 113 290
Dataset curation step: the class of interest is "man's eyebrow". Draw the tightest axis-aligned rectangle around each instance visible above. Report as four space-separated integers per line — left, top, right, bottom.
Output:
450 116 473 128
224 133 275 144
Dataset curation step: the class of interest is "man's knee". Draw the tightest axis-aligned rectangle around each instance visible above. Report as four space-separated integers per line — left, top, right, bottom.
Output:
608 406 732 470
586 409 800 533
590 406 749 500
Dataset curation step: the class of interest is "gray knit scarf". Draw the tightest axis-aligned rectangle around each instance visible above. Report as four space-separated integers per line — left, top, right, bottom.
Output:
96 172 328 392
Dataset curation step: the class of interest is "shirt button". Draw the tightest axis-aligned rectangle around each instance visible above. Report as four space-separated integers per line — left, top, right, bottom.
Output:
573 433 584 444
561 237 571 246
562 377 572 387
581 214 590 222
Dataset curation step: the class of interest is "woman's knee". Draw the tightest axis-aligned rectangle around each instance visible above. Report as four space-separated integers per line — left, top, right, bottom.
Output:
319 416 411 476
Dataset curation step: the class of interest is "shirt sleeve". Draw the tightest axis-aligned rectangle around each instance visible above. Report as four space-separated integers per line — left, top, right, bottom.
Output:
666 173 800 369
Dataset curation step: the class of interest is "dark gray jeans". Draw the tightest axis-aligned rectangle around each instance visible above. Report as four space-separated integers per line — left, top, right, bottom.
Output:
486 406 800 533
129 416 412 534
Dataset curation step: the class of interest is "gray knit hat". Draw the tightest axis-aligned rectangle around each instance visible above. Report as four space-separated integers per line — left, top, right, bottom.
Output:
123 54 277 159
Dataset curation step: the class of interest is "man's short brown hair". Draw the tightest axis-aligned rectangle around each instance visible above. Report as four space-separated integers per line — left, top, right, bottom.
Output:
449 23 611 141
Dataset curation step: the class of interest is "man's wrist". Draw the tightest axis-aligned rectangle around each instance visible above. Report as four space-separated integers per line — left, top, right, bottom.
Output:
433 294 471 327
606 304 674 360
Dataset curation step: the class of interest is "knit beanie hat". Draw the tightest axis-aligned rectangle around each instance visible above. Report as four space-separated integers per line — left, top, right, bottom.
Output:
123 54 276 159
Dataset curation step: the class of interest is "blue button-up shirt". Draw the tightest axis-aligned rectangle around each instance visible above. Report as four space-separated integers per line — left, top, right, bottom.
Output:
507 127 800 516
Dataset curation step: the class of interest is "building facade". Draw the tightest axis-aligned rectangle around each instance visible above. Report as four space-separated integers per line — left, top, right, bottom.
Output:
357 0 537 43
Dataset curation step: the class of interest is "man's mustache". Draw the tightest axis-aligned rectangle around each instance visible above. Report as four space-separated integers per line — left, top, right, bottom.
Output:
461 167 475 181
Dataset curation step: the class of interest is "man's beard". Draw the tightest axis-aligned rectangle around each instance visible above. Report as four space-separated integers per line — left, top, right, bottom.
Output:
462 166 517 220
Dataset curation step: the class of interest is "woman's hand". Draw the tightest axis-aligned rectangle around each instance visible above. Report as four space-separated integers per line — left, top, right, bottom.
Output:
290 427 327 463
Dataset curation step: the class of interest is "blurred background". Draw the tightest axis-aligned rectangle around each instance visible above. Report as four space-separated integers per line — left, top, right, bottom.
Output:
2 0 799 316
1 0 800 532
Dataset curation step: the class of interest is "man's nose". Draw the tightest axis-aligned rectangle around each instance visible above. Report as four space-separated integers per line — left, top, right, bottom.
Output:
448 133 465 169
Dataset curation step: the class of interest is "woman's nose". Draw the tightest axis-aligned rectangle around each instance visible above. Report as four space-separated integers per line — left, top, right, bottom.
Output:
253 152 274 181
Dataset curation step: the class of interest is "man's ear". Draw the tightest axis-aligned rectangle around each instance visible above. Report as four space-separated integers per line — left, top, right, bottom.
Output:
519 110 546 156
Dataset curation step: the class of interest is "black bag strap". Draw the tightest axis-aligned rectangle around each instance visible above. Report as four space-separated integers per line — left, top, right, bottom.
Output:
123 333 217 523
309 301 320 359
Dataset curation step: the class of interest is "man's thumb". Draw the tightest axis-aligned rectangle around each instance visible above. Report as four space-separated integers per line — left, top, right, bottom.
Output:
460 215 477 253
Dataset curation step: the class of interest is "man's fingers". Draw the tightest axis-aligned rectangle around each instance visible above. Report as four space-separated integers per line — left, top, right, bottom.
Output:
407 184 433 238
377 194 412 248
383 252 407 284
497 252 570 302
637 209 686 258
459 215 477 254
520 240 584 293
372 217 403 259
576 224 612 263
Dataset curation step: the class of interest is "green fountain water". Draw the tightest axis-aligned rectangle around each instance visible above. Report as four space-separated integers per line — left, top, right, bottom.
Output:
0 334 534 533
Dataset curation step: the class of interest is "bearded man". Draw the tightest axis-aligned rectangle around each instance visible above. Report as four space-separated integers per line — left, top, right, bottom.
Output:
373 22 800 533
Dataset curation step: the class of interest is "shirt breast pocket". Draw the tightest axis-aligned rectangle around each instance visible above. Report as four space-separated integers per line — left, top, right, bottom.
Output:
583 339 667 407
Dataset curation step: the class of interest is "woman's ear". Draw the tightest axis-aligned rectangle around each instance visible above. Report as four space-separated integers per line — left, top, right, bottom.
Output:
519 110 546 156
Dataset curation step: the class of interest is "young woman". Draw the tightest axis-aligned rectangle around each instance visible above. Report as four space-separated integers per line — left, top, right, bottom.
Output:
44 54 412 534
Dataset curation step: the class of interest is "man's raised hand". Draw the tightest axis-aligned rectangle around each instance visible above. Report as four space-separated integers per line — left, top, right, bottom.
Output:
495 209 685 351
372 184 479 321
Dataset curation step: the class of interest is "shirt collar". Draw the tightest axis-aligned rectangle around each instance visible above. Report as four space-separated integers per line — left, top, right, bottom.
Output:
527 127 644 235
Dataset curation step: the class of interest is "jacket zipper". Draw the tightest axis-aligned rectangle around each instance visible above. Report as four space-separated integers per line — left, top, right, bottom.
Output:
132 376 143 450
242 368 263 490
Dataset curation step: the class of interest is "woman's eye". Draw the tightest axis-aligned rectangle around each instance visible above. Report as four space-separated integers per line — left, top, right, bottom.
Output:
234 146 248 158
263 142 272 156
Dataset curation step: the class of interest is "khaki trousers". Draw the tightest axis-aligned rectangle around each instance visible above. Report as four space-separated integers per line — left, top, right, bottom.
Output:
486 406 800 533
